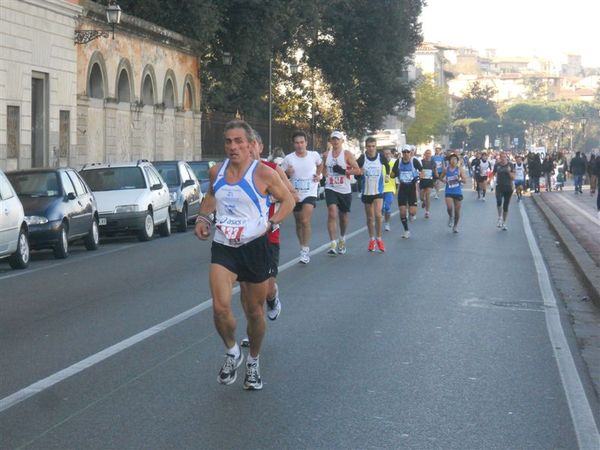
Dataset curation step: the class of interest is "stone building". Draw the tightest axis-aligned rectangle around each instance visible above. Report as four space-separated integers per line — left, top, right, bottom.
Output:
0 0 81 170
0 0 203 171
74 0 202 166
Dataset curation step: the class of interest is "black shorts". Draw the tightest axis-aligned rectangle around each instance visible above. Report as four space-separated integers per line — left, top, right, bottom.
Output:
211 234 273 283
268 242 279 277
325 189 352 213
293 196 317 212
445 193 463 201
476 175 488 183
420 179 434 189
361 193 383 204
397 184 418 207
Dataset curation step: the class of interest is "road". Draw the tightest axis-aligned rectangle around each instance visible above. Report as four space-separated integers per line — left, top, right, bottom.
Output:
1 189 599 449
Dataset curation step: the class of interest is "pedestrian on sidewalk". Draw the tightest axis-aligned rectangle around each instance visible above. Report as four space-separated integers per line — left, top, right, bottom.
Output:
569 151 586 194
591 154 600 219
542 154 554 192
528 153 542 194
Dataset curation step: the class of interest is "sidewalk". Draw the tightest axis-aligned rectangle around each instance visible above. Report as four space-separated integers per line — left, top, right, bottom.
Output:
532 187 600 308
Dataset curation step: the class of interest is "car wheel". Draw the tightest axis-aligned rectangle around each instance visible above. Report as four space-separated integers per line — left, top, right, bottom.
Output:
84 218 100 251
53 223 69 259
177 205 188 232
138 212 154 242
8 227 30 269
159 212 172 237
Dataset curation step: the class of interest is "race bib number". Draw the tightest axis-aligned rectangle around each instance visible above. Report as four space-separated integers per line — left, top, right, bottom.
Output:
327 175 346 185
400 171 414 184
422 169 433 180
216 218 248 243
365 167 380 177
447 176 459 189
435 161 443 169
293 178 312 192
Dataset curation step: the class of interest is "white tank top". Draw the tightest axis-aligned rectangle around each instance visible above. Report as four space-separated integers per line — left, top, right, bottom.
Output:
325 150 351 194
361 154 384 196
213 159 269 247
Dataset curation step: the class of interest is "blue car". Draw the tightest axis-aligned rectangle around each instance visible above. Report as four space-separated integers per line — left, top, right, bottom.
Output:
7 168 100 258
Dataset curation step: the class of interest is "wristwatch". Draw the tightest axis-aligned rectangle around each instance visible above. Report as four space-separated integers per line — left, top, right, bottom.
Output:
268 220 280 232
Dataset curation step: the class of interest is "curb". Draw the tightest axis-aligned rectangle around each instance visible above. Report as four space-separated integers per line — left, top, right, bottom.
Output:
531 195 600 309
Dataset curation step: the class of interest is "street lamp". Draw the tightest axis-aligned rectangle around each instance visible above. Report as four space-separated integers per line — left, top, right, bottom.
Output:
74 0 122 44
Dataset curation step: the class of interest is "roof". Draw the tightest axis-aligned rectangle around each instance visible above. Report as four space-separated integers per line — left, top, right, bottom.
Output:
80 161 152 170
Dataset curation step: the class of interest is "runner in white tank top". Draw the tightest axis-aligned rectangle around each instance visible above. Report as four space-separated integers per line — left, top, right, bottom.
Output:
194 120 294 391
323 131 360 255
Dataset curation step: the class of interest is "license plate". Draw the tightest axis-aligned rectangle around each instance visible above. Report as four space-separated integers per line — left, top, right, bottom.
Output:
99 218 107 226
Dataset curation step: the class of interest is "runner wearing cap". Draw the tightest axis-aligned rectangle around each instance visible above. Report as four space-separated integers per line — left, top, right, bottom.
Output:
323 131 361 255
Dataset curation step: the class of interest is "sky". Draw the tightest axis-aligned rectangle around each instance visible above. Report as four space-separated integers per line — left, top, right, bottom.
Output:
421 0 600 67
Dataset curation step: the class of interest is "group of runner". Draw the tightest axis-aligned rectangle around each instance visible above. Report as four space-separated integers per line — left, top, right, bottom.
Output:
194 121 522 391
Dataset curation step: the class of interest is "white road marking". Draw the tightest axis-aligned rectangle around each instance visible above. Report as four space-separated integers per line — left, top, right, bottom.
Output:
552 194 600 226
0 212 398 413
520 201 600 449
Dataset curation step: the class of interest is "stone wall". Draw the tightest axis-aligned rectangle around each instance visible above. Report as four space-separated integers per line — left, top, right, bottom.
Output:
0 0 80 171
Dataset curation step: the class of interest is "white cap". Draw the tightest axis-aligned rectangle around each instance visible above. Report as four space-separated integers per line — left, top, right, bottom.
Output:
330 131 344 140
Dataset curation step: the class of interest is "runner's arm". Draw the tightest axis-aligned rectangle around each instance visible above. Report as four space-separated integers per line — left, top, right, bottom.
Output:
344 151 361 176
195 164 220 240
275 165 300 203
264 167 294 225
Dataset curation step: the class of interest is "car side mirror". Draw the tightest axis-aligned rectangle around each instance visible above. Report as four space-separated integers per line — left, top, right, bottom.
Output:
151 183 163 191
67 192 76 200
183 179 195 188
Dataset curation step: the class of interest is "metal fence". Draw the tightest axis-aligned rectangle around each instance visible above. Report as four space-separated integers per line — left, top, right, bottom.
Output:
200 111 329 160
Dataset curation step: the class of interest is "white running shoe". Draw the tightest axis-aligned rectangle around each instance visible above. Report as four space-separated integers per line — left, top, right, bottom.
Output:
497 217 503 228
218 350 243 385
448 217 453 227
384 223 391 232
337 239 347 254
299 249 310 264
241 337 249 347
402 230 411 239
452 226 459 233
267 297 281 321
327 242 337 256
502 224 508 231
409 214 415 222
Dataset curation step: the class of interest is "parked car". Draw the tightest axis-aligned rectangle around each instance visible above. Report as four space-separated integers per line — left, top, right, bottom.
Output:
187 160 216 195
79 160 171 241
153 160 203 232
0 169 29 269
7 168 99 259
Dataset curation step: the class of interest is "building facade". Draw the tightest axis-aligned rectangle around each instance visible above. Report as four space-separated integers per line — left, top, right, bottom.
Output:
0 0 81 171
1 0 203 171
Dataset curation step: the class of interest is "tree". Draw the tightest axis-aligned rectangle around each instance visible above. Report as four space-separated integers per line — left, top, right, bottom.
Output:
454 82 498 120
406 75 451 144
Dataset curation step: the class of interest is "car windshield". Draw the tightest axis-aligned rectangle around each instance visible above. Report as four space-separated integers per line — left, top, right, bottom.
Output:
189 162 211 181
80 167 146 191
154 163 180 188
7 172 61 197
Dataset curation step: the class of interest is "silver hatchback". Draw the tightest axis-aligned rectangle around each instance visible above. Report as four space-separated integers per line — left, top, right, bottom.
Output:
0 169 29 269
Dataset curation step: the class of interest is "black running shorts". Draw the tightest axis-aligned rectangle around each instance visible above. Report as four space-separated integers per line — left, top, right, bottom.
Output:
211 234 273 283
293 196 317 212
397 184 418 207
325 189 352 213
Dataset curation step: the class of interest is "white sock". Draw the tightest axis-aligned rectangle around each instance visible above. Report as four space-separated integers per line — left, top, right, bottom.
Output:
247 354 259 365
370 237 375 241
301 246 309 253
340 235 346 241
227 344 240 358
331 240 337 247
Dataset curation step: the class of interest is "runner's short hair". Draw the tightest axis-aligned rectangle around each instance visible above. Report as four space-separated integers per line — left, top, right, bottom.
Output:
365 137 377 145
224 120 255 142
292 130 307 141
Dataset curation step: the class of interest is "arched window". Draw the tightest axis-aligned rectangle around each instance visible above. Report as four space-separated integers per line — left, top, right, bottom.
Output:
164 79 175 109
117 69 131 103
89 63 104 99
183 82 193 111
142 74 154 105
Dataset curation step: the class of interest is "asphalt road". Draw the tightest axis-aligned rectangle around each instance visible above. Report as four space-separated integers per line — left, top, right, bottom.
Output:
1 188 598 449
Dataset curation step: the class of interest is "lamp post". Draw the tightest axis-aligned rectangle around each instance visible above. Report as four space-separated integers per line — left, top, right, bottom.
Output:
74 0 122 44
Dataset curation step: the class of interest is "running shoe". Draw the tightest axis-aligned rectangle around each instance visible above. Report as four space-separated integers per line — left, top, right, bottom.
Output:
425 211 430 219
377 239 385 252
482 197 486 202
402 230 411 239
409 214 415 222
327 242 337 256
497 217 503 228
218 350 243 385
434 192 439 199
452 226 459 233
502 224 508 231
368 239 376 252
267 297 281 321
448 217 453 227
243 361 263 390
299 249 310 264
384 223 391 232
241 337 249 347
338 239 347 254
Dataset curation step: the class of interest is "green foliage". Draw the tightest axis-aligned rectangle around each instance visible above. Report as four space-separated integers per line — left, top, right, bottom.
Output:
454 82 498 120
406 75 451 144
502 102 560 125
